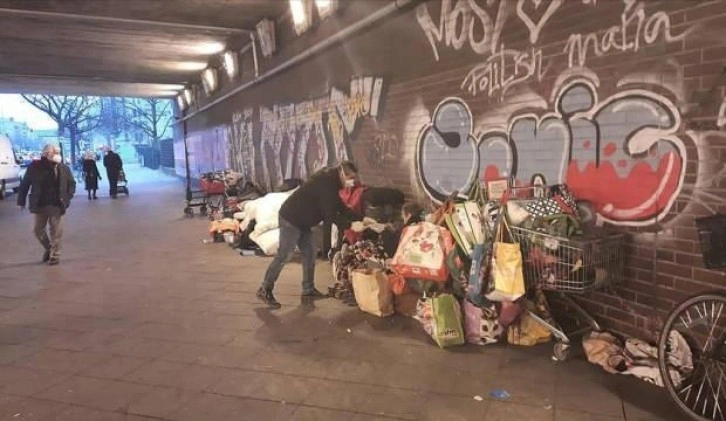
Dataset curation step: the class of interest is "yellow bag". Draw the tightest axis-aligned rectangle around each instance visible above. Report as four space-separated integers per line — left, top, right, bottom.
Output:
351 269 394 317
508 311 552 346
486 217 525 302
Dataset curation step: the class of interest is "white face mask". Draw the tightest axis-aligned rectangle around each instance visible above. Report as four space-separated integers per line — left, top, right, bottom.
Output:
344 179 355 188
51 154 62 164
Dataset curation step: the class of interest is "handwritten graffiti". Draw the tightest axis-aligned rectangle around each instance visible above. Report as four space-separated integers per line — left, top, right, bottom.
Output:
416 76 692 226
417 0 692 99
366 132 400 169
246 76 384 190
516 0 563 44
228 108 255 181
564 0 692 68
462 45 548 98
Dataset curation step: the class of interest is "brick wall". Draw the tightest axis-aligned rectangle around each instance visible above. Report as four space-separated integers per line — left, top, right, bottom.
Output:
183 0 726 340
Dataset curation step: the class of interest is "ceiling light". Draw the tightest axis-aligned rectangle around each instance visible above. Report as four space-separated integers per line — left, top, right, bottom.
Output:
223 51 238 79
191 41 226 55
202 68 218 94
290 0 310 34
153 90 181 97
184 88 193 105
176 95 186 111
316 0 337 18
169 61 208 71
154 84 185 91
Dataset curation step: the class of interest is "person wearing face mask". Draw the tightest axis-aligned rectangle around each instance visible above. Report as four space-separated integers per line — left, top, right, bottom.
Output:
257 161 365 309
16 144 76 266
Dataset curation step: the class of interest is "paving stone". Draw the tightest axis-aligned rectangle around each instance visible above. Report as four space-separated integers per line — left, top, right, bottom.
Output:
12 348 110 374
169 392 297 421
80 355 151 380
127 386 203 419
0 394 66 420
209 370 322 403
36 376 155 412
484 401 555 420
0 365 71 396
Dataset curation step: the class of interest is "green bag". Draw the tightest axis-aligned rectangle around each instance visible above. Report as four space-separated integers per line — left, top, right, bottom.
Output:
431 293 465 348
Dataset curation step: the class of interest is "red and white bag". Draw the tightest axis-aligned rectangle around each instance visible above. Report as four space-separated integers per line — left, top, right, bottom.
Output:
390 222 454 282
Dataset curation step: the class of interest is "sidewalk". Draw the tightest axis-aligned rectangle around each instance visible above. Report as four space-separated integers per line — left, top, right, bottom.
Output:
0 166 680 420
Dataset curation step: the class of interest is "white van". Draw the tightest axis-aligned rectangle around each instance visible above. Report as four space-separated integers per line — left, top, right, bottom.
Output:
0 135 21 199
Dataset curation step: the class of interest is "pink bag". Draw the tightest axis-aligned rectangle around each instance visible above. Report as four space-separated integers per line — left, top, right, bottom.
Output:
462 299 502 345
390 222 454 282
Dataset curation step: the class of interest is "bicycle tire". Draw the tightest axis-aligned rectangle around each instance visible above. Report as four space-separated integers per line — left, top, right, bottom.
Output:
658 291 726 421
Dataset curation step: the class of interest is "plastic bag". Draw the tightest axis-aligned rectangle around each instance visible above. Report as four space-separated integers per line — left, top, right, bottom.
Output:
391 222 453 282
486 218 525 302
507 312 551 346
351 269 394 317
430 294 465 348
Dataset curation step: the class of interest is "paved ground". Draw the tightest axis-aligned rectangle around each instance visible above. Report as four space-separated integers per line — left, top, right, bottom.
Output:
0 165 681 421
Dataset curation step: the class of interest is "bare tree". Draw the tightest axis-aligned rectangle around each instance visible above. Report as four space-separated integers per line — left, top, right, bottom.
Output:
21 95 102 164
123 98 172 147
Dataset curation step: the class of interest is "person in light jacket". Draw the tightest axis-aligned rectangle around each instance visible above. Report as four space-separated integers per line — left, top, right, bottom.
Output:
16 144 76 265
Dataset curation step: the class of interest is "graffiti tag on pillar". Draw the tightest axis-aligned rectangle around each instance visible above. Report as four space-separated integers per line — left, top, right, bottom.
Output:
228 108 254 181
416 76 691 227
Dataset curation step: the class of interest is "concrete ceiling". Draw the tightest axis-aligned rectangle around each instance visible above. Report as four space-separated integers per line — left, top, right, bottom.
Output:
0 0 290 98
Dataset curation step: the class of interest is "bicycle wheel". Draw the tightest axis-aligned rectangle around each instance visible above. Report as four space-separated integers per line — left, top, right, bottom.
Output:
658 292 726 421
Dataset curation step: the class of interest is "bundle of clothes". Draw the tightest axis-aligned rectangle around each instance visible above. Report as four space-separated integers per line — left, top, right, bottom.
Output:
204 175 301 255
582 330 693 388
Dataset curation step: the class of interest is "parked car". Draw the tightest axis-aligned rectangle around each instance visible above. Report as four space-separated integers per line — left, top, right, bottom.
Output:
0 135 21 199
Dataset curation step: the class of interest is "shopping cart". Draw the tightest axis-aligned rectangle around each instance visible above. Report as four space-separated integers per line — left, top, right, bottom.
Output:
184 171 241 219
509 222 625 361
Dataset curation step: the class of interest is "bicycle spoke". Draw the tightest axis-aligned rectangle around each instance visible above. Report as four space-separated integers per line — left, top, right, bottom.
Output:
704 303 724 354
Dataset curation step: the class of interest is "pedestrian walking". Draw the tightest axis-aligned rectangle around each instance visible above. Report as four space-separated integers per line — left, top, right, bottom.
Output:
16 144 76 265
82 150 101 200
257 161 366 309
102 147 123 198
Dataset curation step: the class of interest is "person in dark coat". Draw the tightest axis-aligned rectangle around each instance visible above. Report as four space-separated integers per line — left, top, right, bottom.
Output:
16 144 76 265
82 150 101 200
257 161 365 309
102 147 123 198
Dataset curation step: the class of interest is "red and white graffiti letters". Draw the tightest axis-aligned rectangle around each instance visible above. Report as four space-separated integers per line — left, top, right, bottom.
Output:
416 76 691 226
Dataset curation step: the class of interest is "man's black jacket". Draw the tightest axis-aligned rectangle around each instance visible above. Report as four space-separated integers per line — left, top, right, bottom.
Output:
17 157 76 214
279 167 361 230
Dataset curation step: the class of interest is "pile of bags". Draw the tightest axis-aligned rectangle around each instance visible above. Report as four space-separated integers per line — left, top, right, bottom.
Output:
343 185 557 349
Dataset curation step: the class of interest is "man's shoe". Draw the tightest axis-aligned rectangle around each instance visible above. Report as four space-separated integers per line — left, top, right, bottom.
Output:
301 288 328 298
47 257 59 266
256 288 281 309
42 250 51 263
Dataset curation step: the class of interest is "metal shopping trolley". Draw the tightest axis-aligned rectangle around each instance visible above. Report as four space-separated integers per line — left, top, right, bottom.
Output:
509 224 626 361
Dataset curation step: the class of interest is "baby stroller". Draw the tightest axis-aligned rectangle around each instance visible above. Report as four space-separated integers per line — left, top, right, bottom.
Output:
116 170 129 196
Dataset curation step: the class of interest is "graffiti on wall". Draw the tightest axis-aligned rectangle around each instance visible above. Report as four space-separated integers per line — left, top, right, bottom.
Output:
564 0 691 69
228 108 255 181
416 75 691 226
416 0 693 99
366 132 400 169
230 76 384 190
